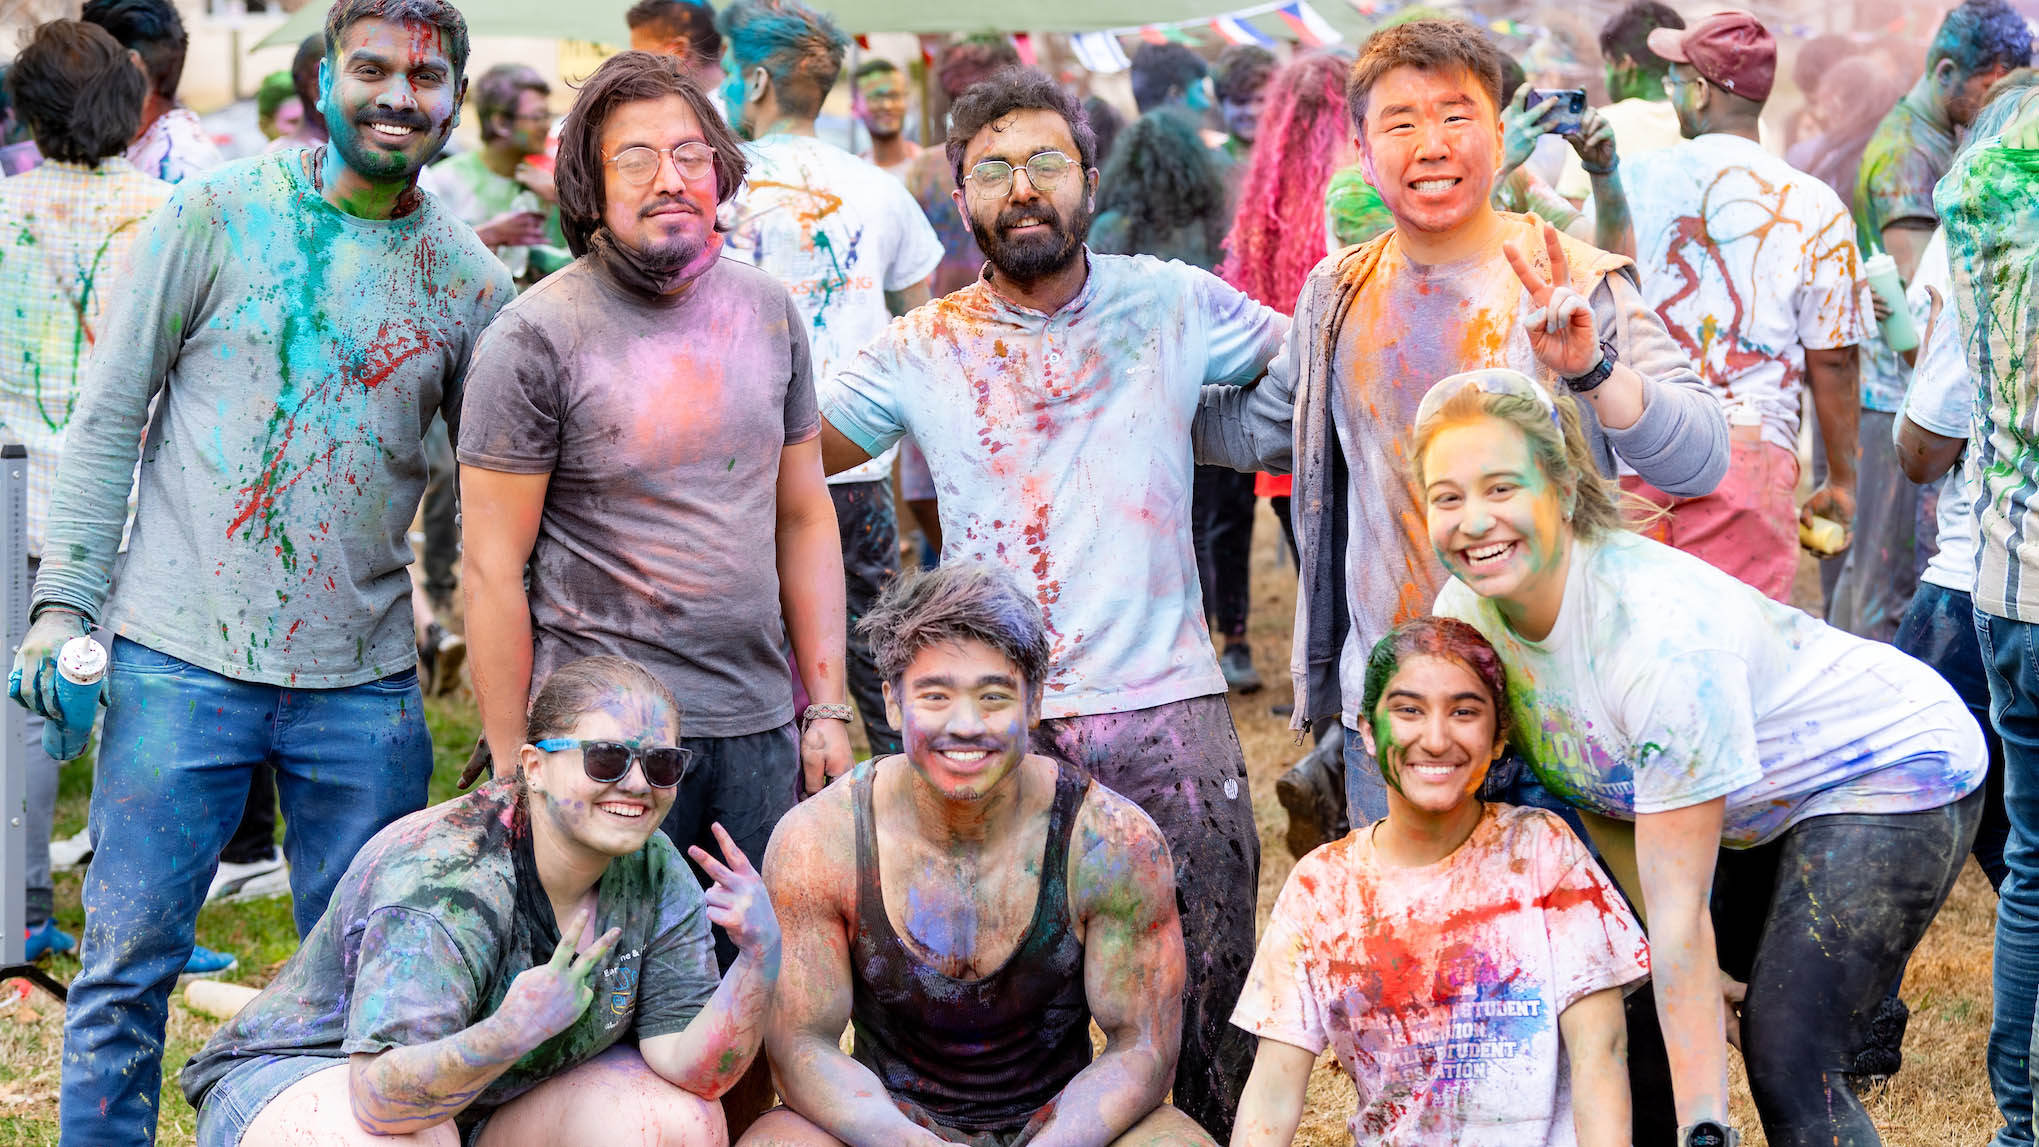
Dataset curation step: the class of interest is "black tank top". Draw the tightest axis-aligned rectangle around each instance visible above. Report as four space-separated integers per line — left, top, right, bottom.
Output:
849 761 1094 1132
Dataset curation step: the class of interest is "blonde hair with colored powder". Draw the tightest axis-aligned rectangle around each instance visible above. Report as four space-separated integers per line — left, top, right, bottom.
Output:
1410 378 1636 541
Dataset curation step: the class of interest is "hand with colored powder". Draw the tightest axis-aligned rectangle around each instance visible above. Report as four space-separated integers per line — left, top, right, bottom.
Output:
494 907 620 1045
1505 221 1602 378
688 822 780 962
1566 106 1618 174
1501 89 1561 179
10 608 86 719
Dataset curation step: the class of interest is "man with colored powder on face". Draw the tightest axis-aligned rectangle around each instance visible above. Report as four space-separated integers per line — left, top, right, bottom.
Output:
456 49 848 990
719 0 942 764
1934 76 2039 1147
1554 1 1685 204
0 18 171 970
1618 12 1868 604
1830 0 2032 642
421 62 570 287
856 58 920 176
629 0 730 108
81 0 222 185
1193 20 1728 922
819 69 1287 1139
743 562 1215 1147
1211 44 1276 174
7 1 514 1141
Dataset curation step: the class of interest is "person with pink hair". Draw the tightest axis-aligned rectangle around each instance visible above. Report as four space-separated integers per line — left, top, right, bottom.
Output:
1219 50 1354 317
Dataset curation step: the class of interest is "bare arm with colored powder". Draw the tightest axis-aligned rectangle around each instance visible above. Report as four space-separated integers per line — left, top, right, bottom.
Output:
1802 345 1862 538
1559 987 1631 1147
760 792 952 1147
777 436 851 793
459 465 549 782
1025 790 1186 1147
1633 798 1735 1127
639 824 782 1098
351 912 620 1134
1229 1039 1316 1146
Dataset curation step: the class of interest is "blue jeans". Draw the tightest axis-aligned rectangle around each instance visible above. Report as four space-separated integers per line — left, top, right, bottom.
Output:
1977 608 2039 1146
59 638 432 1146
1897 583 2010 887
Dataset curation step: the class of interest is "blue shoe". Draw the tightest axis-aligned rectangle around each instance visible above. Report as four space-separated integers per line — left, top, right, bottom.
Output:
180 943 238 980
23 920 74 961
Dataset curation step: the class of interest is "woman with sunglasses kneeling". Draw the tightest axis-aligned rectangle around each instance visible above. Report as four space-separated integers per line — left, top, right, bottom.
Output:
1415 368 1984 1147
179 655 779 1147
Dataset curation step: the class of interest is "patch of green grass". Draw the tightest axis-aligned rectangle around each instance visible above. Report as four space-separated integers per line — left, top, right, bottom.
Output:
1 694 488 1146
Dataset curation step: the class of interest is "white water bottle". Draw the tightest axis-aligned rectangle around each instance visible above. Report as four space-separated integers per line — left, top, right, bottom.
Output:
1864 252 1920 354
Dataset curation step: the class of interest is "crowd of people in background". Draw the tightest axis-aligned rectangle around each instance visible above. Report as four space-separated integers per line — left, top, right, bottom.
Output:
4 0 2039 1143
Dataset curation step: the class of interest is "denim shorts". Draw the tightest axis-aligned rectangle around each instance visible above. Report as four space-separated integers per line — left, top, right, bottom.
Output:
194 1054 343 1147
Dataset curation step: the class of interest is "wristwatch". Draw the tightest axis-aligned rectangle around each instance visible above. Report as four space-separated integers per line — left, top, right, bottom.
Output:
1677 1119 1740 1147
801 702 853 726
1562 338 1619 394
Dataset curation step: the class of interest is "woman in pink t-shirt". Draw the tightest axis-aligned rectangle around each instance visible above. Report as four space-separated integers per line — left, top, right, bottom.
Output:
1231 617 1648 1146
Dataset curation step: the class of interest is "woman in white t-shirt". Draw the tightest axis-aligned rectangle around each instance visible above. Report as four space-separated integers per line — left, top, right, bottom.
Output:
1231 615 1647 1147
1414 367 1986 1147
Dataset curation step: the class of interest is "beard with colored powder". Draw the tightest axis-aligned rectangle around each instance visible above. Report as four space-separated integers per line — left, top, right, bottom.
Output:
329 104 446 185
969 195 1093 286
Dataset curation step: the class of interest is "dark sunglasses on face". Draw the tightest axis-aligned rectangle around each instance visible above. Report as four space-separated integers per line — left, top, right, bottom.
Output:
533 738 692 788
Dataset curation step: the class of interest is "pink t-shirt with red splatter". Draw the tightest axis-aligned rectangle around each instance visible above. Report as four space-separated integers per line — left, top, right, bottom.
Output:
1233 804 1648 1146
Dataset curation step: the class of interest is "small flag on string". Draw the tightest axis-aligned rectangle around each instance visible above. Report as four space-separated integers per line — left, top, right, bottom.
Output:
1211 15 1279 46
1277 0 1342 45
1013 32 1038 68
1069 31 1132 74
1139 24 1170 44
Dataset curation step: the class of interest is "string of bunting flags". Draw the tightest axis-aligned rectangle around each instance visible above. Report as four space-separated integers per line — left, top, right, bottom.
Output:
1067 0 1344 71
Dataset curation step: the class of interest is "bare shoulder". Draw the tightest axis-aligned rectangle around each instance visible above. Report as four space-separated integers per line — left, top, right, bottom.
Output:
760 769 860 902
1065 777 1176 920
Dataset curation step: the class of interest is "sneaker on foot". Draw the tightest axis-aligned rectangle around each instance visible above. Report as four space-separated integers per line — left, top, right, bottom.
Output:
180 944 238 981
419 622 466 697
1220 643 1263 694
49 826 93 870
24 920 74 961
208 853 288 902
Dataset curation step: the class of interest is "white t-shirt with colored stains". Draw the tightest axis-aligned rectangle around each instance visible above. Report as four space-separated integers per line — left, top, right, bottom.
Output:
1435 532 1986 847
822 252 1289 718
725 134 944 485
1233 803 1649 1146
1624 133 1868 453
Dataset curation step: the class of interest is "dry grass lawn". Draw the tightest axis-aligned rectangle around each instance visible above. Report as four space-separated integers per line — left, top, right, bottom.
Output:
0 502 2007 1144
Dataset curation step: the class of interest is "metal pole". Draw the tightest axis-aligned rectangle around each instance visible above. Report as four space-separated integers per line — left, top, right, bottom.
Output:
0 440 64 1001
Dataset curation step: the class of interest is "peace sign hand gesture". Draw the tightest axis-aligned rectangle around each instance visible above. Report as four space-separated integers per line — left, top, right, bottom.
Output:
498 907 622 1045
689 822 780 961
1504 219 1603 379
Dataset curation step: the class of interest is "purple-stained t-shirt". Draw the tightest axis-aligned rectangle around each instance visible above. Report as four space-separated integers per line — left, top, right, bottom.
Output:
457 250 818 736
179 781 719 1119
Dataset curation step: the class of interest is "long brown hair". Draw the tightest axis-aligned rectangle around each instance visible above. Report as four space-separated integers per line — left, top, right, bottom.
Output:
553 50 748 257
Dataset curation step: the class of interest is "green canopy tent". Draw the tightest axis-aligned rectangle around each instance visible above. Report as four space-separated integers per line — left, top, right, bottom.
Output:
258 0 1373 52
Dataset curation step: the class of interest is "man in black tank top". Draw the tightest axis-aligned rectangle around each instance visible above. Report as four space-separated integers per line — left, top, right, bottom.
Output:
742 565 1215 1147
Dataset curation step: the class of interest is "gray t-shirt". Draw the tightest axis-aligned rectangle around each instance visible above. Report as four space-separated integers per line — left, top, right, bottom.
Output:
180 781 719 1118
457 251 819 736
32 151 513 687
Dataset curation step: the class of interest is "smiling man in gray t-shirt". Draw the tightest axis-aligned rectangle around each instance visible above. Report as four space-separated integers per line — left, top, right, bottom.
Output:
9 5 514 1141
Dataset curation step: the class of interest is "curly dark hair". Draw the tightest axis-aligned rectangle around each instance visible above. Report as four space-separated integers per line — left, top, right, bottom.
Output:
555 50 748 257
1095 110 1226 245
79 0 186 101
5 20 145 165
945 67 1096 189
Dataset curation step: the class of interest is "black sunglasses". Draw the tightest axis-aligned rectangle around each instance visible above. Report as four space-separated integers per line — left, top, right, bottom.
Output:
533 738 692 788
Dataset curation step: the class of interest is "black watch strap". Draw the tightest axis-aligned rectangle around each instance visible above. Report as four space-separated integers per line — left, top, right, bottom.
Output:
1563 338 1619 394
1678 1119 1739 1147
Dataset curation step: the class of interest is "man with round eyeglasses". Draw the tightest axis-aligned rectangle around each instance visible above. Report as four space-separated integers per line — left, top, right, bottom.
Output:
818 67 1288 1140
458 46 849 999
